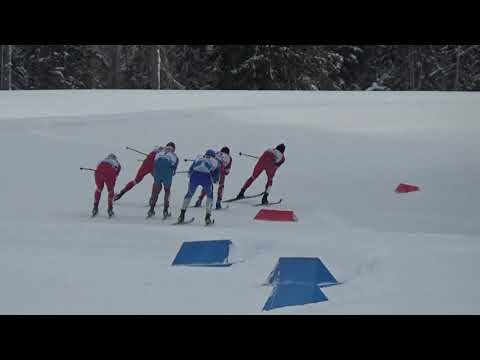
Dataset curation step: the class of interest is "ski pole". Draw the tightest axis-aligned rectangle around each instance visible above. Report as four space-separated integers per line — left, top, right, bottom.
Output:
239 152 259 160
126 146 148 156
176 171 189 174
80 167 96 172
184 158 195 162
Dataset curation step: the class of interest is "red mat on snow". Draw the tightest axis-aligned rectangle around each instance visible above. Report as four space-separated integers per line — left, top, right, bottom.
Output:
395 183 420 193
255 209 298 222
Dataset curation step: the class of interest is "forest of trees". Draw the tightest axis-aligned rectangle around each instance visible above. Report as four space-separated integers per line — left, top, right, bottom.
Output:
1 45 480 91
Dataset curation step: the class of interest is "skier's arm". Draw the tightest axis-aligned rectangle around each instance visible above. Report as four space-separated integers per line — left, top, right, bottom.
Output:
172 157 179 175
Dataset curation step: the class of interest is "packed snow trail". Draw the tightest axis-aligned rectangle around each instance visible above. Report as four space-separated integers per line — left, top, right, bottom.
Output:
1 90 480 314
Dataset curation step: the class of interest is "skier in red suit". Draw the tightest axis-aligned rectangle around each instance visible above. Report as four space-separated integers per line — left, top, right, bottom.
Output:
235 143 285 205
114 145 163 202
93 153 121 218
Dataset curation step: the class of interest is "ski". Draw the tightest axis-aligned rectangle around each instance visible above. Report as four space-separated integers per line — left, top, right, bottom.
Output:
190 204 229 210
147 212 172 220
253 199 283 207
223 192 265 203
171 217 195 225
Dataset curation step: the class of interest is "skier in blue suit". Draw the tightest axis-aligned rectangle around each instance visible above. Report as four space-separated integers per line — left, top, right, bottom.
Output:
177 149 220 225
147 142 179 218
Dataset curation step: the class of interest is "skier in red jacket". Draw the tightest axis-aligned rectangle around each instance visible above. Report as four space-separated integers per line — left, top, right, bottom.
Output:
194 146 232 210
92 153 121 218
114 145 163 202
235 143 285 205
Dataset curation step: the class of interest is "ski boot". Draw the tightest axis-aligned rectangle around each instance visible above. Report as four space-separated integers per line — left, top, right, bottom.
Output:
205 213 213 226
235 189 246 200
194 199 202 208
147 207 155 218
177 209 186 224
163 206 170 219
107 207 115 218
92 205 99 217
261 192 269 205
215 200 222 210
114 191 125 202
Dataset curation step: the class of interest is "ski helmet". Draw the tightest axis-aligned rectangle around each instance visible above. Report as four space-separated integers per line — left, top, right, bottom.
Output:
205 149 216 158
221 146 230 155
107 153 117 160
276 143 286 154
166 142 176 150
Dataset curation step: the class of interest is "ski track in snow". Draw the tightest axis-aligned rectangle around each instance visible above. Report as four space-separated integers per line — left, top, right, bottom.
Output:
1 90 480 314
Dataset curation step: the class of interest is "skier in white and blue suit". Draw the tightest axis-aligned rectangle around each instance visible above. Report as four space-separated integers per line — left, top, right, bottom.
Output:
147 142 179 218
178 149 220 225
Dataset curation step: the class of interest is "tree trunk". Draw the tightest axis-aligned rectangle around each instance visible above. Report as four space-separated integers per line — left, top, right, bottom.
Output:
0 45 3 89
150 45 161 89
409 46 416 90
1 45 12 90
111 45 122 89
455 46 461 91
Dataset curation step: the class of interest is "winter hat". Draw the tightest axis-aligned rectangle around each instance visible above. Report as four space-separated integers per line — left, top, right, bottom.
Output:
205 149 216 158
276 143 286 154
166 142 176 150
107 153 117 160
221 146 230 155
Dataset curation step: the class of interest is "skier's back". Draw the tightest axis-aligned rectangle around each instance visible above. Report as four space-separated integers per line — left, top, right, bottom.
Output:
92 153 121 218
147 142 179 218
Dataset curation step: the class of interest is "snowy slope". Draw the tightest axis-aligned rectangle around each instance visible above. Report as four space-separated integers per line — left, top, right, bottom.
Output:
1 90 480 314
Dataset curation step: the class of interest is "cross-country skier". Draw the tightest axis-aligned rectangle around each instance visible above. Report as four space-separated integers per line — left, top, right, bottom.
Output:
235 143 286 205
114 145 164 202
147 142 179 219
194 146 232 210
177 149 220 225
92 153 122 218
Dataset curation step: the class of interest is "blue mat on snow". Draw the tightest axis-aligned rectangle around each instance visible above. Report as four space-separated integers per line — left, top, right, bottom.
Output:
172 240 233 267
262 257 339 311
263 283 328 311
265 257 338 287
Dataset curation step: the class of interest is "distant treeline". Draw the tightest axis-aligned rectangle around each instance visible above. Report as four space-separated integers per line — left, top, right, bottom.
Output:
1 45 479 91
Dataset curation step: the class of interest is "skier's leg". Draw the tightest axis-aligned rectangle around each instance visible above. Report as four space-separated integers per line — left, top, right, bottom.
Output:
106 177 116 209
203 180 214 224
149 182 162 209
195 190 206 207
94 173 104 209
116 162 151 201
163 184 171 217
179 176 199 222
182 180 198 210
262 166 277 204
216 171 226 209
237 162 265 199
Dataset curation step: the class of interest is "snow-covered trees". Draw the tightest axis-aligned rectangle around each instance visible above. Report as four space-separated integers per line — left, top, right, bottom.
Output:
3 45 480 91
